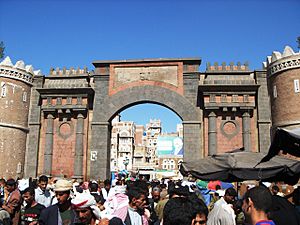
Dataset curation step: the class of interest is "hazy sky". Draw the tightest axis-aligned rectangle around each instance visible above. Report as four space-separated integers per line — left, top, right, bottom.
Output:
1 0 299 131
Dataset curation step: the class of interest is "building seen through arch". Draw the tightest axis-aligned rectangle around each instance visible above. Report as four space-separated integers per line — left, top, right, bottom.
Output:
110 112 184 180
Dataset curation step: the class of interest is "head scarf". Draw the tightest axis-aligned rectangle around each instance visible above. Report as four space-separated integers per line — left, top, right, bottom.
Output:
71 192 101 219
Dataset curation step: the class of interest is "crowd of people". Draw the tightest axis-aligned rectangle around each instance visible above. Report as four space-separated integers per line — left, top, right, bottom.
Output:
0 175 299 225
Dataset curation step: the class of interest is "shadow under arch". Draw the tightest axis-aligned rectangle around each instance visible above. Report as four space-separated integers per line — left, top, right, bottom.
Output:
90 85 202 179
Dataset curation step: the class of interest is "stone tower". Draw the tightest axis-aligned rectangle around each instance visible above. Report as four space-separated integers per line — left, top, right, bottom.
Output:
0 56 40 178
265 46 300 133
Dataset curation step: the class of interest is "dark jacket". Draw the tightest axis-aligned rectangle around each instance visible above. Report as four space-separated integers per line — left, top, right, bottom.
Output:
269 195 300 225
39 204 76 225
148 198 160 225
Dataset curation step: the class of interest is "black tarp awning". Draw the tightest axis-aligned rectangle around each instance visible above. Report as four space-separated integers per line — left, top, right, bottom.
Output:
180 151 300 185
260 128 300 163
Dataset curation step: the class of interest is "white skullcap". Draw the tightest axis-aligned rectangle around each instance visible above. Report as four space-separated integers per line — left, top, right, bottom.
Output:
53 179 73 192
71 192 101 219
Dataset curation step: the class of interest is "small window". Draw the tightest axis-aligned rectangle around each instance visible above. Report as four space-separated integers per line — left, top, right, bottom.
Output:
243 94 249 102
294 80 300 93
210 94 216 103
1 83 7 97
22 92 27 102
232 94 238 103
273 85 277 98
221 94 227 103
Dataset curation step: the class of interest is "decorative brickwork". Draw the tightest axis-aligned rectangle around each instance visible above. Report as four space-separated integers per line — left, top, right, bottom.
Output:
265 46 300 76
108 62 184 96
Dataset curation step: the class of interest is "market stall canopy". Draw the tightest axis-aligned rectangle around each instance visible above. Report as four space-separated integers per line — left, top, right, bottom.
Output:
180 151 300 185
155 170 178 178
260 128 300 163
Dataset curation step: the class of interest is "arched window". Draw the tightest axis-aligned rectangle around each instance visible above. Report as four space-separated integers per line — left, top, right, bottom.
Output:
170 160 175 169
163 159 168 169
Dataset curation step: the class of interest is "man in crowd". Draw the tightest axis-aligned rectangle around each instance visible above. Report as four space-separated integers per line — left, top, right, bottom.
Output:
101 179 114 201
39 179 76 225
72 191 124 225
155 189 168 222
0 179 6 207
124 187 147 225
35 175 54 208
163 197 195 225
271 185 284 197
163 192 208 225
207 187 237 225
242 185 275 225
0 179 22 225
148 186 160 225
71 192 103 225
21 187 45 225
89 181 105 205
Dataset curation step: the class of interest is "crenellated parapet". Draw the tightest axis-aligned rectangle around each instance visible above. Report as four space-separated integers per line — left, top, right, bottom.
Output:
206 62 249 72
265 45 300 132
203 61 255 86
0 56 41 85
264 46 300 77
44 66 90 89
49 67 88 76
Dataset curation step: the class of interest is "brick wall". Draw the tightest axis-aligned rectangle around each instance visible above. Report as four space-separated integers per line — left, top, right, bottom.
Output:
38 97 89 178
0 77 31 178
0 77 31 127
268 68 300 127
204 112 257 155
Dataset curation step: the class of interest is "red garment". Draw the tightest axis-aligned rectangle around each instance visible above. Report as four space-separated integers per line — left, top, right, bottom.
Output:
207 181 221 190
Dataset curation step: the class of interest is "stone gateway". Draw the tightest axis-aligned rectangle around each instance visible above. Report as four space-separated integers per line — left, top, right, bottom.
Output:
0 46 299 180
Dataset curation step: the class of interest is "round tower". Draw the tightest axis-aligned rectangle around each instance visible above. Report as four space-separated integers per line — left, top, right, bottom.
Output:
0 56 40 178
265 46 300 133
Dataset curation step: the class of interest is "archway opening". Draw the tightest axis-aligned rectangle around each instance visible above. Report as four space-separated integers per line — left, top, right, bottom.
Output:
109 103 183 180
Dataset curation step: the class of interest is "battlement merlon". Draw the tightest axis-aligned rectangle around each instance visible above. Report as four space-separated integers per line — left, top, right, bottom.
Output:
49 66 89 76
263 46 300 77
0 56 41 85
206 62 250 72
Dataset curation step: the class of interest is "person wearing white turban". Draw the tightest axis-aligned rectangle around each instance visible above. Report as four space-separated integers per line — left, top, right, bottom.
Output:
71 192 104 225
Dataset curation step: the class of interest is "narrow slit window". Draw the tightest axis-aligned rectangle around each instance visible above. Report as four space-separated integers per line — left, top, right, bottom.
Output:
294 79 300 93
22 92 27 102
1 83 7 97
273 85 277 98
